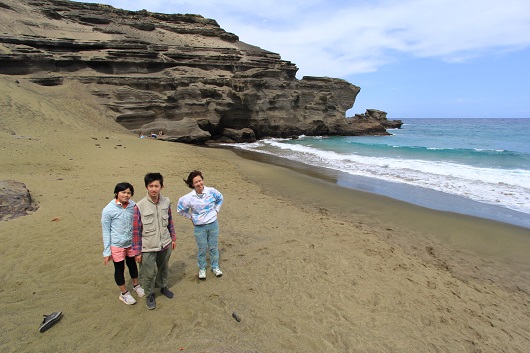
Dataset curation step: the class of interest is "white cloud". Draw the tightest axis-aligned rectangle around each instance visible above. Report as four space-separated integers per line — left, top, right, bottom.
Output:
80 0 530 77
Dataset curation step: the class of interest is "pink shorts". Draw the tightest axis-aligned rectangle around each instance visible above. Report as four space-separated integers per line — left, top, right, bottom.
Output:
110 246 135 262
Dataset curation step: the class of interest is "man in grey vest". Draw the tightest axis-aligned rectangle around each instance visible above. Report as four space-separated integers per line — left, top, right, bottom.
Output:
132 173 177 310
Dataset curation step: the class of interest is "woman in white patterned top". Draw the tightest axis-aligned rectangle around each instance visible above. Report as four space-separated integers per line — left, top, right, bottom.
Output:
177 170 224 280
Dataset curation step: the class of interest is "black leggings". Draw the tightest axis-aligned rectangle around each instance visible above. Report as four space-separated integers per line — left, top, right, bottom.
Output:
113 256 138 286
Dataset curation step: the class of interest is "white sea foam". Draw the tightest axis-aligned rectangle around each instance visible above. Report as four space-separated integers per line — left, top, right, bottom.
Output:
227 139 530 215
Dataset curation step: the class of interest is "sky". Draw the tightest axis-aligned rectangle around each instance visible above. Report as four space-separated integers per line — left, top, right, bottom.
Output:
79 0 530 119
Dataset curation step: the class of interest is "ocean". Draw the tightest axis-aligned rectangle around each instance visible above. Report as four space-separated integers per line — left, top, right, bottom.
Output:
225 118 530 229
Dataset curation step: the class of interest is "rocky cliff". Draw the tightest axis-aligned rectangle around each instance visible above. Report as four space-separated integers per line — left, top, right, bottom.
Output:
0 0 402 143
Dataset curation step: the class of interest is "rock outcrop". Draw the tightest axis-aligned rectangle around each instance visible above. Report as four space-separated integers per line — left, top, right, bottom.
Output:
0 0 402 143
351 109 403 132
0 180 39 221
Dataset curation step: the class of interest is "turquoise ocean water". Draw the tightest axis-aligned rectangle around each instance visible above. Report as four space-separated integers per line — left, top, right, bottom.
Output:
226 118 530 228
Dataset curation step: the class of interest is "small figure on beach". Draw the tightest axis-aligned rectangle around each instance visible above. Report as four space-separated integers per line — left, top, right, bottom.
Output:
101 182 145 305
133 173 177 310
177 170 224 280
150 131 157 138
139 132 145 138
158 130 164 137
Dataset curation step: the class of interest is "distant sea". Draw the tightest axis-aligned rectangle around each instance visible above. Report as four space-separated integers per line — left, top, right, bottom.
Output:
225 118 530 229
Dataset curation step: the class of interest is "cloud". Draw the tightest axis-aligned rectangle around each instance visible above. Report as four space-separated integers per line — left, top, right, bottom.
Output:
81 0 530 77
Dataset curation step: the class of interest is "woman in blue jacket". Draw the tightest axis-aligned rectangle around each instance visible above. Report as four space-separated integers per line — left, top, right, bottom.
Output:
101 182 145 305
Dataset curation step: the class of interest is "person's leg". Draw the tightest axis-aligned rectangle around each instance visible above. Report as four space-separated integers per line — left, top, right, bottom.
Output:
110 246 129 293
206 220 220 269
194 225 208 270
124 247 139 286
125 256 139 283
125 255 144 297
139 252 158 296
113 259 137 304
154 247 172 289
113 260 127 293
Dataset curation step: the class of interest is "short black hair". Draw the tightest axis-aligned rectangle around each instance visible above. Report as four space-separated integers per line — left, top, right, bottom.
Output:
114 182 134 198
144 172 164 187
184 170 203 189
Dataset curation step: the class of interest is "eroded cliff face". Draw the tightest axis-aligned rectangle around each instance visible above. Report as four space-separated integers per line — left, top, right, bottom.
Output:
0 0 401 143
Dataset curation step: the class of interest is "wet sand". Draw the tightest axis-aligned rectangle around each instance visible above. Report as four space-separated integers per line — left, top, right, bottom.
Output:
1 77 529 352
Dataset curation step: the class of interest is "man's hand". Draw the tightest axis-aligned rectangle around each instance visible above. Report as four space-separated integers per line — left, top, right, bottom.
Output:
135 254 142 263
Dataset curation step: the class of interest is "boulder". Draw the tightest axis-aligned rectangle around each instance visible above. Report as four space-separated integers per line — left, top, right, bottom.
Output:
149 117 211 143
0 180 39 221
220 128 257 143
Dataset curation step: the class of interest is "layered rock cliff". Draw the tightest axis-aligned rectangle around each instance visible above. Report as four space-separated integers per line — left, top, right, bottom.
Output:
0 0 402 143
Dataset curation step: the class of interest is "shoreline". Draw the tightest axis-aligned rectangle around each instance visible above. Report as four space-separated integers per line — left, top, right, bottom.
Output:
226 145 530 229
203 145 530 292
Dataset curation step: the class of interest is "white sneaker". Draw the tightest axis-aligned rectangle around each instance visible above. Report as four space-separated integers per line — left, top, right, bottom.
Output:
198 269 206 280
212 268 223 277
119 291 137 305
133 284 145 298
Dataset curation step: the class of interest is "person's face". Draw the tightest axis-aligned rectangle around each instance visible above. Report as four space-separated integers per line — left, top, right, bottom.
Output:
192 175 204 193
117 188 132 204
146 180 162 200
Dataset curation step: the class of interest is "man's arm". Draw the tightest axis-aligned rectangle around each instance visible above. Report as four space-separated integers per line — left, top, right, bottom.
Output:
168 207 176 242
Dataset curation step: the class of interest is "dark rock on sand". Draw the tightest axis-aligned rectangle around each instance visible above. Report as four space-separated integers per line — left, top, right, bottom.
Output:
0 180 39 221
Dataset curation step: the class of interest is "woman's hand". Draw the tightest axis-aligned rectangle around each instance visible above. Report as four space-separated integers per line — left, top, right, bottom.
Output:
135 254 142 263
103 256 111 265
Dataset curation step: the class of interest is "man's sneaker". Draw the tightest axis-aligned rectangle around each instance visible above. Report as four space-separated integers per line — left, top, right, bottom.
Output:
119 291 137 305
212 268 223 277
39 311 62 333
198 269 206 280
146 293 156 310
160 287 174 299
133 284 145 298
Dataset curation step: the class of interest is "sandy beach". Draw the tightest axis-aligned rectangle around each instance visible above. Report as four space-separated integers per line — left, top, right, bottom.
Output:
1 76 529 352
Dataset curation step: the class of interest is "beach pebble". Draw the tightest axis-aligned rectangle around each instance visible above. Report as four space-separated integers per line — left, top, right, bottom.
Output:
232 311 241 322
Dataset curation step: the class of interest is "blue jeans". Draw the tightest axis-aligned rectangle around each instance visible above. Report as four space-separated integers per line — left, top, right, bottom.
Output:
193 220 219 270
